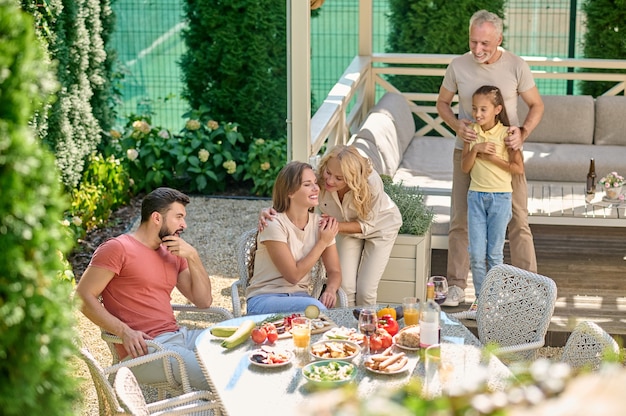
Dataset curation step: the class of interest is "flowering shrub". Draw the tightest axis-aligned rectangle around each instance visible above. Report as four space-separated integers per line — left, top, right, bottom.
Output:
173 108 249 193
65 152 130 239
101 115 177 193
243 137 287 196
97 106 292 197
599 171 625 189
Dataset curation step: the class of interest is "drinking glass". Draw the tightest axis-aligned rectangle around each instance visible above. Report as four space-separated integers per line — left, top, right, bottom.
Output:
428 276 449 305
291 317 311 350
402 297 420 326
358 308 378 355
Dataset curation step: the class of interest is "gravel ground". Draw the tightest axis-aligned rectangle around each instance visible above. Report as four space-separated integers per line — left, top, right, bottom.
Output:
74 196 563 414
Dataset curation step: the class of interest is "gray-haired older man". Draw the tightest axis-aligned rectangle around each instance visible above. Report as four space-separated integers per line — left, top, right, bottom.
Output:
436 10 544 308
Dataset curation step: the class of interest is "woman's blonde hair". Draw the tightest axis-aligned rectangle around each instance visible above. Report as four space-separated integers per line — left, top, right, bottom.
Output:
272 161 313 213
318 145 373 220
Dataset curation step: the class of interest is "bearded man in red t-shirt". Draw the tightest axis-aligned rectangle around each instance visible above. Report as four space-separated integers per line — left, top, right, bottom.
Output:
76 187 214 389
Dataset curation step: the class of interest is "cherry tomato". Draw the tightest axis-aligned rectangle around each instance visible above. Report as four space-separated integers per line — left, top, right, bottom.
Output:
251 327 267 344
379 329 393 349
369 335 383 352
266 330 278 344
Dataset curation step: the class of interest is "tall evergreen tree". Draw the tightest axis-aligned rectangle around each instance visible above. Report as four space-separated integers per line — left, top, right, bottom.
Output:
21 0 114 188
386 0 505 97
180 0 287 140
581 0 626 96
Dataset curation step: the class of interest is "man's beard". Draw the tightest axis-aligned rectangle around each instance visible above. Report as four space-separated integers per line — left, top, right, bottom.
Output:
159 225 183 240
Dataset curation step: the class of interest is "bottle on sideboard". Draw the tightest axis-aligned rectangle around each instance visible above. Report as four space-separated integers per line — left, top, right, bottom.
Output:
586 158 596 194
419 282 440 348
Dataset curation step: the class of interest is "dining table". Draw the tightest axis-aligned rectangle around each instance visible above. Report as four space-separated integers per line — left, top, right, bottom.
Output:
194 306 513 416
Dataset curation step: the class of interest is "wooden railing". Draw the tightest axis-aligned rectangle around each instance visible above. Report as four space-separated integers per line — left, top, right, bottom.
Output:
307 53 626 159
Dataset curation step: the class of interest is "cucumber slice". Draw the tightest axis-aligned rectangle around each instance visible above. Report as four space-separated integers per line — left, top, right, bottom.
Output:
304 304 320 319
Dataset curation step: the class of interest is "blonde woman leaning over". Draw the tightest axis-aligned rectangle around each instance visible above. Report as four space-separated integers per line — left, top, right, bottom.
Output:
260 145 402 306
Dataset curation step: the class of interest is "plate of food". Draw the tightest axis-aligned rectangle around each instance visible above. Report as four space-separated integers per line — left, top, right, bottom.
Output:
364 350 411 374
393 325 421 351
309 340 361 362
302 360 356 388
322 326 365 344
248 346 293 368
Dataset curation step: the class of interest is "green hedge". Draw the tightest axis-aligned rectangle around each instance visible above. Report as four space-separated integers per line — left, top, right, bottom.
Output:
0 2 79 414
581 0 626 96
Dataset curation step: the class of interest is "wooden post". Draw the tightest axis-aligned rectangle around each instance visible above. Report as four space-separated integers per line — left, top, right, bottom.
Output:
287 0 311 162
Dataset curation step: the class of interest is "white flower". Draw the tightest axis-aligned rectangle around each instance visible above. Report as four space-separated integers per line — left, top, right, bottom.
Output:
223 160 237 174
186 119 201 131
158 129 170 139
126 148 139 161
198 149 210 163
72 216 82 226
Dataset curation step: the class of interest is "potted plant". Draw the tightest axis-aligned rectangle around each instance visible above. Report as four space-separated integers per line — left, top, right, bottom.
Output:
378 175 435 303
598 171 625 201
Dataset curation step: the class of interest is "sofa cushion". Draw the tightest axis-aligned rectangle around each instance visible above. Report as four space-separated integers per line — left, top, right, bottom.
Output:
370 92 416 156
518 95 594 145
349 113 399 176
348 133 385 174
523 142 626 182
594 96 626 146
351 92 416 177
395 136 455 191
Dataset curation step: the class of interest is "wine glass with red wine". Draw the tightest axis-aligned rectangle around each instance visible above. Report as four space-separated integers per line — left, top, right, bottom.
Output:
358 308 378 355
428 276 449 305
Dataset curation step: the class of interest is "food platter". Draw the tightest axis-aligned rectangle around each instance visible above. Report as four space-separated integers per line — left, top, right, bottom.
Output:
248 347 293 368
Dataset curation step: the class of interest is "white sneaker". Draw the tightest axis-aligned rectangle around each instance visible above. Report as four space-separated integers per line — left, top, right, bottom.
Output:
442 286 465 307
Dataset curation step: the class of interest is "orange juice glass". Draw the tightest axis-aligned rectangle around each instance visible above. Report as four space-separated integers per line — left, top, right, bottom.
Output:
291 317 311 349
403 297 420 326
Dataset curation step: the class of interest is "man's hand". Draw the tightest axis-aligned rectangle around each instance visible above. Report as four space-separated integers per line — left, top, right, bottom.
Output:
505 126 524 150
121 327 152 358
457 119 478 143
161 235 196 259
258 207 277 232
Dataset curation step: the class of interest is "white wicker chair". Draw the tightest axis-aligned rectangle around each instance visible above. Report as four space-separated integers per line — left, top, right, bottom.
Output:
79 347 210 416
561 320 620 371
452 264 557 361
230 228 348 317
101 305 232 399
114 367 221 416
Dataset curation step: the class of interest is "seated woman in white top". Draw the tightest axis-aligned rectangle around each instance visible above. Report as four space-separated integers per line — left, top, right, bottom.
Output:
246 161 342 315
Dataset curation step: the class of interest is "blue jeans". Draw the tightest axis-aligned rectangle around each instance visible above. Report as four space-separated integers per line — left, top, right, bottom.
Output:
246 292 327 315
467 191 512 297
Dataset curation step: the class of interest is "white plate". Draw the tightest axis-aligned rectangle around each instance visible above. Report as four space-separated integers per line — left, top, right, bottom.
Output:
248 348 293 368
322 327 365 344
364 360 412 375
392 334 421 351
